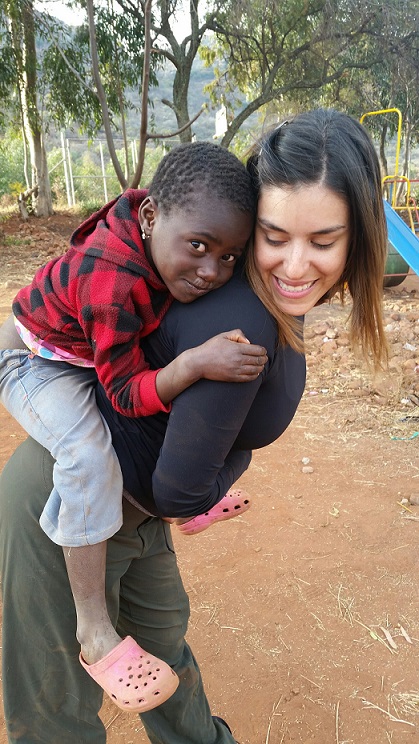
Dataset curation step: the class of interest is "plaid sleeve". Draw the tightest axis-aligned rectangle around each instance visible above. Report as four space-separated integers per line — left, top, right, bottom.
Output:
73 260 172 417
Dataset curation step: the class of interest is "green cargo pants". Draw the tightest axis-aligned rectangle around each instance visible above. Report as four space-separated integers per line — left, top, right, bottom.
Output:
0 438 236 744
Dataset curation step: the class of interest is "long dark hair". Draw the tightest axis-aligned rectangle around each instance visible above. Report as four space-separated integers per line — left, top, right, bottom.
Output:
246 108 388 365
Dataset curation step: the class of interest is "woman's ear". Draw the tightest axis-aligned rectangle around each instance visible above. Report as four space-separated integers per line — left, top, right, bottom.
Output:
138 196 158 235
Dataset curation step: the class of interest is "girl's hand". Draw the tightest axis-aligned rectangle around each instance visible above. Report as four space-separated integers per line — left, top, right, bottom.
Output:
155 330 268 405
194 329 268 382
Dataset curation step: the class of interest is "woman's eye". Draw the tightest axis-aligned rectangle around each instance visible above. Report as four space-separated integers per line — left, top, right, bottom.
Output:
191 240 206 252
312 241 334 249
266 236 286 246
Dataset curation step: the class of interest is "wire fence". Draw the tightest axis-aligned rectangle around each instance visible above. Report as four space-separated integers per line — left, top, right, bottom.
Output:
51 134 180 207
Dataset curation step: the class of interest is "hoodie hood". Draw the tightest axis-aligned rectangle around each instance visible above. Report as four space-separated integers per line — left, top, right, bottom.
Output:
70 189 165 289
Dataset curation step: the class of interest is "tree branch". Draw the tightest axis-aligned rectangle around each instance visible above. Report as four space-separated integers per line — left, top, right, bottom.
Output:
86 0 127 189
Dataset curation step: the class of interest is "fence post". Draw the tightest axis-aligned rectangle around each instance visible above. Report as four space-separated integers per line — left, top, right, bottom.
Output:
65 138 76 206
99 142 108 202
131 140 137 172
61 131 72 207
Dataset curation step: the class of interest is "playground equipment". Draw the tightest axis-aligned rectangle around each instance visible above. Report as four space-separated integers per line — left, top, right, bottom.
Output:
360 108 419 286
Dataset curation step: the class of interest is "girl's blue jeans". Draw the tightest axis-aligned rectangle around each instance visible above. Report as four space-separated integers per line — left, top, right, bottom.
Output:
0 349 122 545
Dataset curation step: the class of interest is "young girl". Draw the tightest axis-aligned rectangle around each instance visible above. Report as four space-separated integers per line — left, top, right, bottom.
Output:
0 142 266 712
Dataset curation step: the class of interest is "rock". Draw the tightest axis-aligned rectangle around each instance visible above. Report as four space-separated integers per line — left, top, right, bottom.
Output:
4 280 22 289
374 379 400 398
325 328 338 339
402 359 417 371
312 324 328 336
346 379 363 390
409 494 419 506
321 341 338 355
389 357 403 372
302 465 314 474
337 334 350 347
373 394 388 405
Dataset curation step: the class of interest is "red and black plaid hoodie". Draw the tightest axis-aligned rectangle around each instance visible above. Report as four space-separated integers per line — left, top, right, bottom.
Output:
13 189 173 417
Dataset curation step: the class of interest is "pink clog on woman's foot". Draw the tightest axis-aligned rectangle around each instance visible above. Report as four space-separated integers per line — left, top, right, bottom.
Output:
177 489 251 536
79 636 179 712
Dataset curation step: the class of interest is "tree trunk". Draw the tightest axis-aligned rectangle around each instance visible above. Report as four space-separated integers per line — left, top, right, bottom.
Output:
172 66 193 143
86 0 128 190
17 0 53 216
130 0 152 187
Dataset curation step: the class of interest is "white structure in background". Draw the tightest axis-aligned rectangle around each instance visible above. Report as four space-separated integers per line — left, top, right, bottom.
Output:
215 105 227 138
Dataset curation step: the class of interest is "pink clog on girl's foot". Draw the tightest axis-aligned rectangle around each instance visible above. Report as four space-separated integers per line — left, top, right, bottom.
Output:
79 636 179 712
177 489 251 536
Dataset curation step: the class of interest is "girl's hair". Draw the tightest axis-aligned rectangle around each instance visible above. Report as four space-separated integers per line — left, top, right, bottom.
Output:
148 141 257 217
246 108 388 366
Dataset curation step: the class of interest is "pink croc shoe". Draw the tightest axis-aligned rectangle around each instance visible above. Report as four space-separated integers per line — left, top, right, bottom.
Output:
177 489 251 536
79 636 179 712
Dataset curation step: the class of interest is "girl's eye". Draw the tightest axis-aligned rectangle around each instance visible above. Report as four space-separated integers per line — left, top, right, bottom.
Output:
222 254 237 263
191 240 206 252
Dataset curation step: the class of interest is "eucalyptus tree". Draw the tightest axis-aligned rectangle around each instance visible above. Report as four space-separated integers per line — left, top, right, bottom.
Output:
200 0 403 149
39 0 162 188
41 0 207 186
1 0 53 215
303 0 419 182
112 0 226 142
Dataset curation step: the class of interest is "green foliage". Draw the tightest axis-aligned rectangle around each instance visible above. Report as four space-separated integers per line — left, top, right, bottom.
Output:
0 131 25 195
41 32 104 137
8 180 25 196
40 7 159 139
1 0 162 142
201 0 419 151
73 199 108 219
0 32 16 127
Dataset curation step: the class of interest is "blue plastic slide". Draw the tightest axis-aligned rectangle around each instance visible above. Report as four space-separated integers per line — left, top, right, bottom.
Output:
383 199 419 275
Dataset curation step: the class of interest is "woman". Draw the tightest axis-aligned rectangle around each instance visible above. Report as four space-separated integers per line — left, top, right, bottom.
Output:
0 109 387 744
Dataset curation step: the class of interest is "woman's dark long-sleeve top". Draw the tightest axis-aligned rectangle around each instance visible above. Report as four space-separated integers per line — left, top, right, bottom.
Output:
96 271 306 518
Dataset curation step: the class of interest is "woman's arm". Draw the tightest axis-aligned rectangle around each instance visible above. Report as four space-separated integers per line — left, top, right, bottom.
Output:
98 273 306 518
149 275 305 517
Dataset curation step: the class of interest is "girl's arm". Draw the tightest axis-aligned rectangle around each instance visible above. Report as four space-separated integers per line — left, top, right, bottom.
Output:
154 329 268 405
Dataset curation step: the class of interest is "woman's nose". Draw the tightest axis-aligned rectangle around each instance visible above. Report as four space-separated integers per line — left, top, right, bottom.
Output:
282 242 308 278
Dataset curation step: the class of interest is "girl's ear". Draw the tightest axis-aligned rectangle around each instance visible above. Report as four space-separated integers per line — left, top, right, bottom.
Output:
138 196 158 235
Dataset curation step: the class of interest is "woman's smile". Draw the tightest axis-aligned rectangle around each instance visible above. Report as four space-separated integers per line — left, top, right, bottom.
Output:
254 182 350 316
274 277 317 295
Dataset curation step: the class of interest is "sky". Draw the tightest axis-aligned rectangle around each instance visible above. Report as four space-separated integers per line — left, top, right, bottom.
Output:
37 0 193 38
37 0 85 25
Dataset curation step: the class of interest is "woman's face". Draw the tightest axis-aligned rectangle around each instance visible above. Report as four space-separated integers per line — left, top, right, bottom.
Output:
254 183 350 316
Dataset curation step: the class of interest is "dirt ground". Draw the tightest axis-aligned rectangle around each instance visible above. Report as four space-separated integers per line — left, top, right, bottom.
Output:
1 212 419 744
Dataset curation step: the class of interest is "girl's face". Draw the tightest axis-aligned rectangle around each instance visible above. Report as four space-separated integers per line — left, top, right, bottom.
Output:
254 183 350 316
140 194 253 303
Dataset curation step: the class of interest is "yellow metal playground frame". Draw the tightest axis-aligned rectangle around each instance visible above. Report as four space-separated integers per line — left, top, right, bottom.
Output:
360 108 418 233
